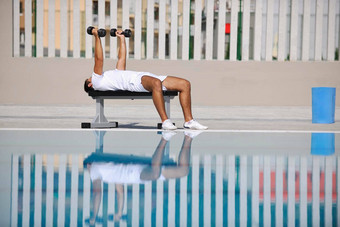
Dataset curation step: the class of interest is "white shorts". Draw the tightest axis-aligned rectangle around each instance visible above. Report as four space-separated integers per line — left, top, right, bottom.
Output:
129 72 168 92
90 162 166 184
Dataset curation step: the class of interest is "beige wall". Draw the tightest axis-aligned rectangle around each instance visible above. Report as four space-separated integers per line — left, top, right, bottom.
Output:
2 1 340 106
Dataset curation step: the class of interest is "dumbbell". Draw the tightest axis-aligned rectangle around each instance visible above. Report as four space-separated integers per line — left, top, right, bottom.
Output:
87 26 106 37
110 28 132 37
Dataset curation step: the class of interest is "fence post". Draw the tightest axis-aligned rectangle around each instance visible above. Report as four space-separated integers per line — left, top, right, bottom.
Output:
147 0 154 59
290 0 299 61
265 0 274 61
182 0 190 60
60 0 67 57
25 0 32 57
194 0 202 60
13 0 20 57
48 0 55 57
327 0 336 61
242 0 251 61
230 0 239 61
278 0 287 61
302 0 311 61
206 0 214 60
253 0 262 61
134 0 142 60
36 0 44 57
73 0 80 58
170 0 178 60
217 0 226 60
314 0 323 61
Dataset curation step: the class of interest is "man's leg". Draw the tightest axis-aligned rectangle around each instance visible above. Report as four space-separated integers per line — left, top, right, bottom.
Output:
140 136 167 180
161 135 192 178
162 76 193 122
141 76 168 122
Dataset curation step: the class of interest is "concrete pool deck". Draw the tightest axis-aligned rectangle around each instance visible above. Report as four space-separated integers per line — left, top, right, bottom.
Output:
0 105 339 132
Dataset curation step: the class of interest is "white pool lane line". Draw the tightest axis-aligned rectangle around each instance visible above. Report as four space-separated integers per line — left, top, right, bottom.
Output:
1 128 340 133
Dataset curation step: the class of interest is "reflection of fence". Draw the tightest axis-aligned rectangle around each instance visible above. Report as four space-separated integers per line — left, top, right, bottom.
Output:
11 154 339 226
13 0 340 61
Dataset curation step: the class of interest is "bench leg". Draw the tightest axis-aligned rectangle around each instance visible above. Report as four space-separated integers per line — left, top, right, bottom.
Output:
93 98 108 123
95 130 105 153
82 98 118 128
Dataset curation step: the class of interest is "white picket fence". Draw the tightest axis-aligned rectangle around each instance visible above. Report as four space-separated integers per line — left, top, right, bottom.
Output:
13 0 340 61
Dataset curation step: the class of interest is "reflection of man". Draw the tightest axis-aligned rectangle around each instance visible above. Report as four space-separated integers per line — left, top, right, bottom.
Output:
85 131 201 224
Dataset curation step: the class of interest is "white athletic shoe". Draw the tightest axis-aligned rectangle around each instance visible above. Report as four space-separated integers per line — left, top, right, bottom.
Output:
184 130 203 139
162 119 177 130
183 120 208 130
162 131 177 141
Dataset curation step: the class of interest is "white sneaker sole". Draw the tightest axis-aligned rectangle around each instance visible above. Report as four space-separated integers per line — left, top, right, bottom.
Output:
162 125 177 130
184 126 208 130
162 127 177 130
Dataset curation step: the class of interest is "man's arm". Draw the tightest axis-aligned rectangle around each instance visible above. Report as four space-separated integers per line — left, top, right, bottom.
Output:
90 179 102 225
116 31 126 70
93 28 104 75
114 184 124 222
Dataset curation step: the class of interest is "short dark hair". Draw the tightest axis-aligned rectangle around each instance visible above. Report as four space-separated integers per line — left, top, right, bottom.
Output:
84 79 94 93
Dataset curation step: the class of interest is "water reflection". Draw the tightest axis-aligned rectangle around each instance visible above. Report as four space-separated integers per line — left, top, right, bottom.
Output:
10 132 339 226
84 131 194 225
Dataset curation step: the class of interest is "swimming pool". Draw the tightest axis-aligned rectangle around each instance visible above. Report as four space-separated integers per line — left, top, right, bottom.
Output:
1 129 339 226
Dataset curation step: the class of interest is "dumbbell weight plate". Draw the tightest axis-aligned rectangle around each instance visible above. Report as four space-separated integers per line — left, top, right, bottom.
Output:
97 29 106 37
124 29 131 37
87 26 94 35
110 28 117 37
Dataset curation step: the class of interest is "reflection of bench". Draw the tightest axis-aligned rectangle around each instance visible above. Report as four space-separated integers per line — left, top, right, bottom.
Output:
88 130 175 163
81 90 178 129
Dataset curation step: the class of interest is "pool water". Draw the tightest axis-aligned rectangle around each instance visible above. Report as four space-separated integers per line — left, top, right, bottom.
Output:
1 130 339 226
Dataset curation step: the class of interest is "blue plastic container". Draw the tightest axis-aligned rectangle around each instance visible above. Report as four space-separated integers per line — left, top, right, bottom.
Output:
311 133 335 155
312 87 336 124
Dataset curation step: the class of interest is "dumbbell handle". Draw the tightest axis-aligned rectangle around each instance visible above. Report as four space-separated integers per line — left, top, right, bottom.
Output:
110 29 131 37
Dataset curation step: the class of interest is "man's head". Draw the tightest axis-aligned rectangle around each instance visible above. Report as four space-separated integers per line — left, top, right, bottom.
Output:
84 78 94 92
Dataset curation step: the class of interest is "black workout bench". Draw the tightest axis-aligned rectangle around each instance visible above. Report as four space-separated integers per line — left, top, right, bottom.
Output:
81 90 178 129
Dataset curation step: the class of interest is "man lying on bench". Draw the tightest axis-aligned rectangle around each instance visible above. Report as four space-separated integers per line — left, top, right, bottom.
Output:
84 28 208 130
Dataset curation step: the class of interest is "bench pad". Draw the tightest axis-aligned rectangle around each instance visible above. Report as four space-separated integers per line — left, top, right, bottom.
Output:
88 90 178 97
